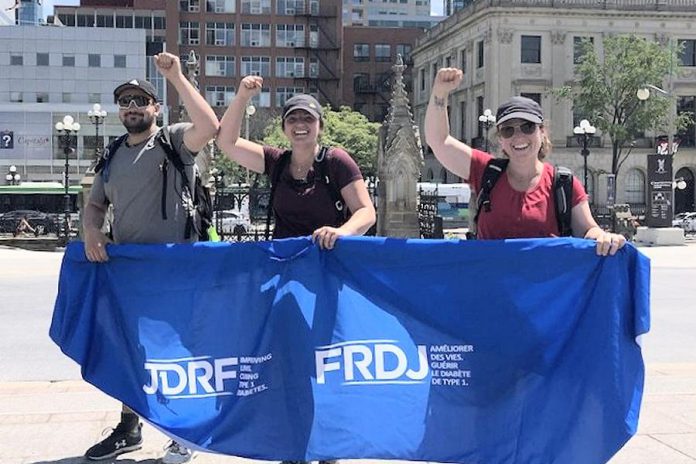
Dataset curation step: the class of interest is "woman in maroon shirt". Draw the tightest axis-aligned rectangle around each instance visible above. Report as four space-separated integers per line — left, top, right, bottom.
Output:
425 67 626 256
217 76 375 251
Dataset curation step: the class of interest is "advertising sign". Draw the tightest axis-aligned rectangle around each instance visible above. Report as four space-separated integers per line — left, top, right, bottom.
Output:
0 131 13 149
646 153 673 228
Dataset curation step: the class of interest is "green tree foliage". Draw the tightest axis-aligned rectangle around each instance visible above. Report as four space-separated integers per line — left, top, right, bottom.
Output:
262 105 381 177
555 35 692 178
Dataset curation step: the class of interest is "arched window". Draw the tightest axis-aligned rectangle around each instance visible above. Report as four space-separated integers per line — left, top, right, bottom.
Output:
624 169 646 205
440 167 448 183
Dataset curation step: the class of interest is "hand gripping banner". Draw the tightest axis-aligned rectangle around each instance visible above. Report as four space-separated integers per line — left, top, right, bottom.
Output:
50 237 650 463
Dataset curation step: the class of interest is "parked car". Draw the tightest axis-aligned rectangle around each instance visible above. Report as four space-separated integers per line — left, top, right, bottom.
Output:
0 210 55 235
218 210 250 235
673 212 696 233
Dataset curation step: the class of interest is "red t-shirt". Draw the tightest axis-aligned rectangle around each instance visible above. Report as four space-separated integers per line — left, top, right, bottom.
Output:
264 146 363 239
467 150 588 240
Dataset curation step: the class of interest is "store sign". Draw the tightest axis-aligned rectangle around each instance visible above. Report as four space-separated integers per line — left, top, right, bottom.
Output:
0 131 13 149
646 153 673 228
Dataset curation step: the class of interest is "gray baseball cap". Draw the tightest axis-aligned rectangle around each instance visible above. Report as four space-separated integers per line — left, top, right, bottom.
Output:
496 96 544 126
282 94 323 120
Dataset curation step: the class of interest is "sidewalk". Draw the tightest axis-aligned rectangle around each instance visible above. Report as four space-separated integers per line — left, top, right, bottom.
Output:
1 363 694 463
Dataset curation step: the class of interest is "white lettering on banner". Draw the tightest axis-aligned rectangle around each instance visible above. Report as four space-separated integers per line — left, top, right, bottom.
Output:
428 344 474 387
315 340 429 385
143 353 272 399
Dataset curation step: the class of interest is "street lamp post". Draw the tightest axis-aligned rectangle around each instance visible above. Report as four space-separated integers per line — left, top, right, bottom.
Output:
211 168 225 239
478 109 496 153
244 103 256 184
573 119 596 194
55 115 80 243
87 103 107 159
5 165 20 185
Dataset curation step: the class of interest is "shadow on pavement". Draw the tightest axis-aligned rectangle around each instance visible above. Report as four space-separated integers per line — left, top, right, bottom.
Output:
31 458 158 464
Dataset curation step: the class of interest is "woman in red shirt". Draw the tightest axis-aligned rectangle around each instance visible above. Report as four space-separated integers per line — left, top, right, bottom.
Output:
425 68 626 256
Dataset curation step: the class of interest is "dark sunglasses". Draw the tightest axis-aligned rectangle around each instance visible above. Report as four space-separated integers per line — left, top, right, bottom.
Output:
498 121 538 139
117 95 153 109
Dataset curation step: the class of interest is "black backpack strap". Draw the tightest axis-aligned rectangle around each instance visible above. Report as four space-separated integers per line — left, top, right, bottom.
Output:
554 166 574 237
473 157 509 226
94 134 128 182
154 128 197 239
265 150 292 239
314 146 348 226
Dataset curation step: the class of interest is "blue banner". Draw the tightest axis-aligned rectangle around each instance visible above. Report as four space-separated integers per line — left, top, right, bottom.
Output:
50 237 650 463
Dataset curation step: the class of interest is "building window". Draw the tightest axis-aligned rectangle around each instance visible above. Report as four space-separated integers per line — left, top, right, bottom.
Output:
37 53 49 66
62 92 71 103
36 92 49 103
241 0 271 14
240 23 270 47
680 39 696 67
678 96 695 147
89 93 101 103
353 43 369 62
460 101 466 141
277 87 304 106
624 169 646 205
241 56 271 76
276 24 305 47
276 56 305 78
277 0 305 15
207 22 235 46
431 62 438 83
375 44 391 62
309 58 319 78
179 21 200 45
476 96 484 138
419 68 425 92
114 55 127 68
77 14 93 26
96 14 114 27
459 48 466 73
10 92 23 102
520 92 541 105
477 40 484 68
205 55 235 77
115 15 133 28
62 54 75 67
88 54 101 67
250 87 271 108
58 13 75 26
10 54 23 66
207 0 235 12
573 36 594 64
179 0 200 12
153 16 166 29
205 85 235 107
134 16 152 29
396 44 412 62
353 73 370 92
521 35 541 64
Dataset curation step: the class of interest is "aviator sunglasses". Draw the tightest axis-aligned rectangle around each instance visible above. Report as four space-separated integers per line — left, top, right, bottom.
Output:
498 121 538 139
117 95 153 109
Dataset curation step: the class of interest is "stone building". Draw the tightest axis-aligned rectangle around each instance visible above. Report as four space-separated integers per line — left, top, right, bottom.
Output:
411 0 696 215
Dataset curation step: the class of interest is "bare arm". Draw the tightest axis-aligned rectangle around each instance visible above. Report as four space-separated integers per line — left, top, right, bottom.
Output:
424 68 474 181
83 200 112 262
216 76 265 174
312 179 376 249
154 53 219 153
571 200 626 256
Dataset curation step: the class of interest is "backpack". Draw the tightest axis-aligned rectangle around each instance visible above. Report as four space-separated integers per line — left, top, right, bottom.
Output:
94 128 214 241
472 158 573 238
265 146 348 239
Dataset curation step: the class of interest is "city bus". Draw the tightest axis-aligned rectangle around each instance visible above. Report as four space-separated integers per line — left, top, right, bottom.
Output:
0 182 81 214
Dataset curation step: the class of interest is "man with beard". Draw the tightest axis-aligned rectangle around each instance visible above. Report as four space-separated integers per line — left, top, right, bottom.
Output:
82 52 219 463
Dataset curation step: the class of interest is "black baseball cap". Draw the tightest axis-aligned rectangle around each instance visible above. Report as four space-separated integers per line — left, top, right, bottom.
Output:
113 79 158 103
282 94 323 120
496 96 544 126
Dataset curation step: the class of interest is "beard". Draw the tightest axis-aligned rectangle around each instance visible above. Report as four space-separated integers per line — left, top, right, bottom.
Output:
122 112 155 134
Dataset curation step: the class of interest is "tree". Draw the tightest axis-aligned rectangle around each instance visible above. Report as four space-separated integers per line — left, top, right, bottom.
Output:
555 34 692 179
262 105 381 177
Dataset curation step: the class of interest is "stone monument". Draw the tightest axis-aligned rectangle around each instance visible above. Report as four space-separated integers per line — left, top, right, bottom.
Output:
376 55 424 237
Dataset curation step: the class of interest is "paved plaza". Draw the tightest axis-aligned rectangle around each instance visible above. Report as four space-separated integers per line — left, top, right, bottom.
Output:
0 241 694 464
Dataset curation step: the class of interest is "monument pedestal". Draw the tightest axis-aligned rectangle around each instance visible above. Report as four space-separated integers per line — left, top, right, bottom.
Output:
634 226 685 246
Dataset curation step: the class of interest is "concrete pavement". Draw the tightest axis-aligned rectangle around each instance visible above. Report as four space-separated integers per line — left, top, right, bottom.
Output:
0 242 695 463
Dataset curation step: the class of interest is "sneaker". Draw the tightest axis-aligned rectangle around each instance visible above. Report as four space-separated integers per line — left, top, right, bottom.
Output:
162 440 194 464
85 422 143 460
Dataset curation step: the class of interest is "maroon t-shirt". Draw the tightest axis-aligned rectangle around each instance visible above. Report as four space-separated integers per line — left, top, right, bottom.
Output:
468 149 588 240
264 146 363 239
